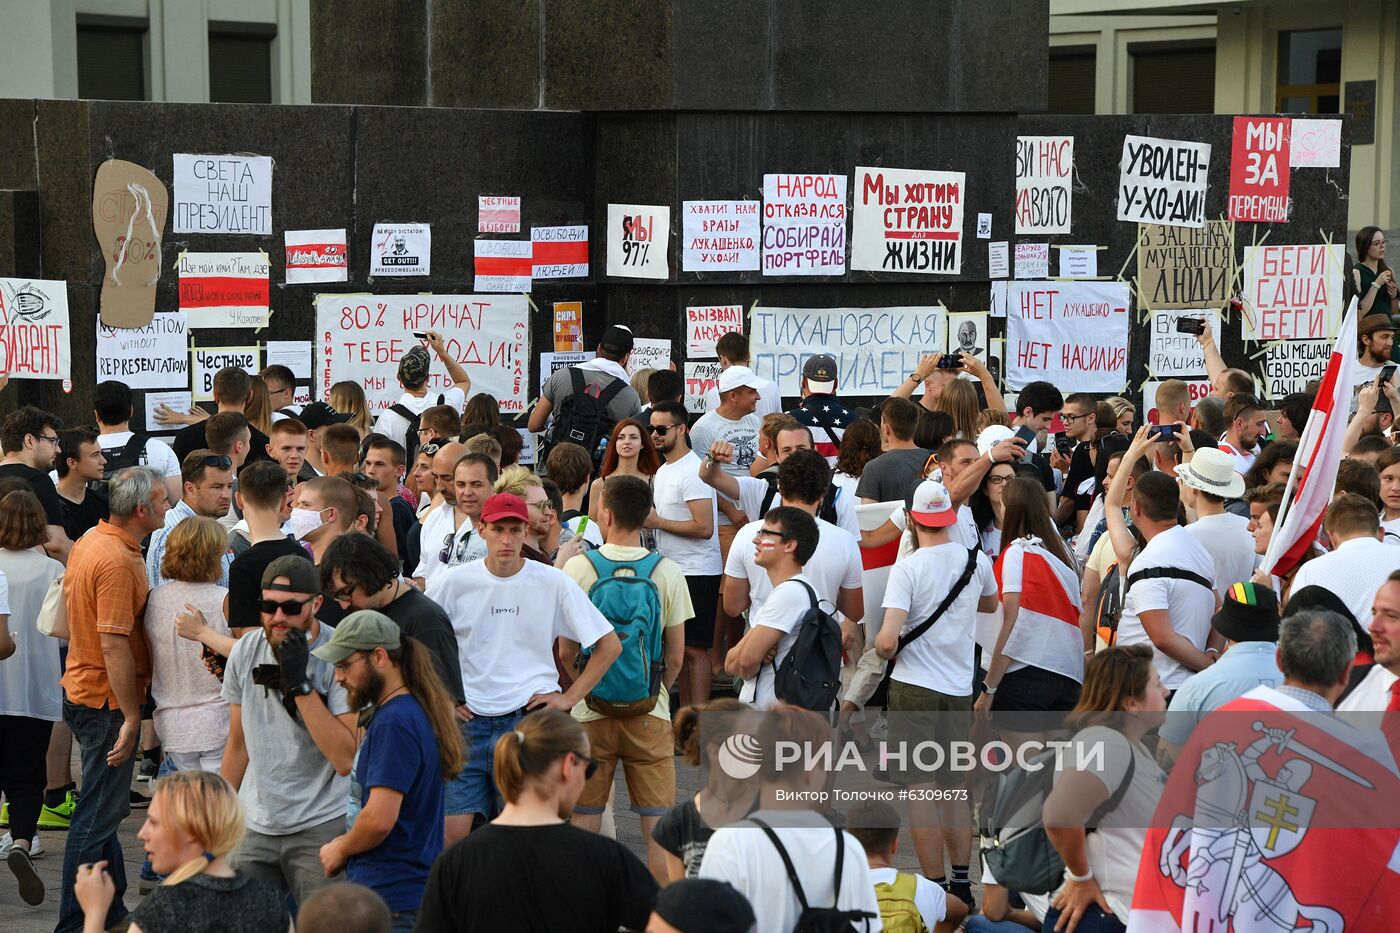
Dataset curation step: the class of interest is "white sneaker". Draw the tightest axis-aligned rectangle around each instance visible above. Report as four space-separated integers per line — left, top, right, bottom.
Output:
0 831 43 857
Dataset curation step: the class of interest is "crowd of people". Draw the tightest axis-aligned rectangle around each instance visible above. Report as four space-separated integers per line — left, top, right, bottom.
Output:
0 302 1396 933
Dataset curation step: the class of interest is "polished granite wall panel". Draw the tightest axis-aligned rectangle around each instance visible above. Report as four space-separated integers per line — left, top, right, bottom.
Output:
311 0 429 106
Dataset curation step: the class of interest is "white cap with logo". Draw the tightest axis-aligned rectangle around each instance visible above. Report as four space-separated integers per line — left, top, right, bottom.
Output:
909 480 958 528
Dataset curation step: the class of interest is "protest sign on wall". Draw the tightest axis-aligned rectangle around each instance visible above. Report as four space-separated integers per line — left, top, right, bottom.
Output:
948 312 987 361
97 311 187 388
1006 281 1130 392
626 338 672 376
684 361 723 414
750 306 946 396
681 201 759 271
1137 221 1234 310
93 158 167 328
606 204 670 279
172 154 271 235
1117 135 1211 228
553 301 582 351
976 213 992 238
990 281 1008 318
1141 378 1212 424
0 278 70 380
1290 119 1342 168
686 304 744 358
473 240 532 292
371 223 430 277
1149 308 1221 377
142 391 191 434
267 340 312 404
852 167 965 274
192 346 260 401
478 196 521 233
761 174 847 276
531 226 589 279
1015 136 1073 235
1057 247 1098 278
1242 243 1345 341
1229 117 1291 223
539 351 594 394
1263 340 1330 399
316 294 530 414
989 242 1009 279
177 252 271 328
285 229 347 285
1014 242 1049 279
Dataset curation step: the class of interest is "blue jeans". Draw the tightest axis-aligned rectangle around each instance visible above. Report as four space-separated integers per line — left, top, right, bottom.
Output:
139 756 180 882
390 909 418 933
968 917 1040 932
1042 905 1126 932
55 701 137 933
444 711 524 819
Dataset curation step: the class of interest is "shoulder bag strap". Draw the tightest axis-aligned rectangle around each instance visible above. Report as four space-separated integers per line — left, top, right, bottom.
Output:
759 474 779 516
830 823 845 908
569 366 586 396
1124 566 1214 594
750 818 810 910
1088 735 1138 827
896 547 979 655
122 432 147 464
806 402 842 449
389 403 415 421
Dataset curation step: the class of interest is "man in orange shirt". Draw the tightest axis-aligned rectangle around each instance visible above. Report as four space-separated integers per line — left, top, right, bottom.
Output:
54 466 169 933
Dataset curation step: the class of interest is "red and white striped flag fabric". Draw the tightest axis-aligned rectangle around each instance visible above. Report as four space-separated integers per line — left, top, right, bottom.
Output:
994 536 1084 682
477 195 521 233
1263 296 1358 579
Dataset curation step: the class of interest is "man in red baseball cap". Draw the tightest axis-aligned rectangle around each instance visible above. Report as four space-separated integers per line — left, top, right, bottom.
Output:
425 492 621 845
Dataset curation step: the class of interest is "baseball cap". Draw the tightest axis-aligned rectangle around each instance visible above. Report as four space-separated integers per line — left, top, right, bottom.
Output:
599 324 635 357
479 492 530 524
298 400 353 430
976 425 1015 457
802 354 838 394
311 610 402 664
397 345 432 388
651 879 756 933
909 480 958 527
262 554 320 593
717 365 766 394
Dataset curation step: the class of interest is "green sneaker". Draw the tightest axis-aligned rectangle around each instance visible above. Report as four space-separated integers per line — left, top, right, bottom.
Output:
36 792 76 830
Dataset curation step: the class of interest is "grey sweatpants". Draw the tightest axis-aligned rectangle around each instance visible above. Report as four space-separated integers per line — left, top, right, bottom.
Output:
230 815 343 909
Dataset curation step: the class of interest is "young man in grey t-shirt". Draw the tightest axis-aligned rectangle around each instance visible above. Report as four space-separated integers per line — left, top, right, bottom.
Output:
857 397 931 507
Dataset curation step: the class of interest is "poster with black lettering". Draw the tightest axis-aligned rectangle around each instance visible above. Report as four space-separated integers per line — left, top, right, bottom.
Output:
1263 340 1330 399
1006 281 1130 392
1148 308 1220 377
1136 221 1234 310
762 174 847 276
192 346 260 401
1117 135 1211 229
606 204 670 279
1015 136 1073 235
852 167 965 275
370 223 430 277
172 154 271 235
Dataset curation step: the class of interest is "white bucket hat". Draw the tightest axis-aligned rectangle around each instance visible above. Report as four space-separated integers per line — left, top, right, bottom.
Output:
1174 446 1245 500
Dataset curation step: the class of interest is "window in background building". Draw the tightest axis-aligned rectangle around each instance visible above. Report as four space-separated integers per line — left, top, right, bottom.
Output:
1132 44 1216 114
209 26 274 104
76 21 148 101
1276 28 1342 113
1049 48 1096 114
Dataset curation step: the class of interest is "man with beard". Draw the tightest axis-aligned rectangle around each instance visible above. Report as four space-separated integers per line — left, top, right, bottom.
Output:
220 555 356 906
1217 393 1270 476
314 611 464 932
1354 312 1396 388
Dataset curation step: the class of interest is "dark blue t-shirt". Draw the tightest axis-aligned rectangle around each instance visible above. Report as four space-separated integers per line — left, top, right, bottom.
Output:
347 693 444 911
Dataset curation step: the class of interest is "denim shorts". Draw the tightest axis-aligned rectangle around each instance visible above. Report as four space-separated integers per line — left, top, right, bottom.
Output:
444 710 524 819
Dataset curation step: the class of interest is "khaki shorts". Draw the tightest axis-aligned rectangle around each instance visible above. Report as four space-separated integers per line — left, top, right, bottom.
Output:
885 680 971 786
574 715 676 816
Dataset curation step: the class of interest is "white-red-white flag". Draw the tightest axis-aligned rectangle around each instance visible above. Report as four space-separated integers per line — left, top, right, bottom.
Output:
1263 296 1358 578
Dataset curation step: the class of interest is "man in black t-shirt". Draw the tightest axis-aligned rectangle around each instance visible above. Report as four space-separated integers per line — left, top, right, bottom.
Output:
1054 392 1100 532
0 406 72 562
226 461 305 634
54 427 110 543
172 366 271 464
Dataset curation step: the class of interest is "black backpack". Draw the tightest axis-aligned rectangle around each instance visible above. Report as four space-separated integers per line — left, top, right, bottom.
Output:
751 818 878 933
391 394 444 465
773 580 844 713
551 367 625 463
758 472 839 526
89 433 150 497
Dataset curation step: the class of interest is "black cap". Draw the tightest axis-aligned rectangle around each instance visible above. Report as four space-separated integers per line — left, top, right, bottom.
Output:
651 879 755 933
1211 581 1280 643
262 555 319 594
299 401 353 430
599 324 634 357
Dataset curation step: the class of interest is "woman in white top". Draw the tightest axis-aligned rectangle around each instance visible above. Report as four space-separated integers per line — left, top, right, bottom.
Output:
0 489 65 899
1375 447 1400 539
968 461 1015 558
1043 644 1168 932
145 516 233 773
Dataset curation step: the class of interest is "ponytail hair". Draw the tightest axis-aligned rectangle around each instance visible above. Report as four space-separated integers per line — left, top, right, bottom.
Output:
492 710 587 804
673 698 751 766
389 637 465 779
152 771 245 886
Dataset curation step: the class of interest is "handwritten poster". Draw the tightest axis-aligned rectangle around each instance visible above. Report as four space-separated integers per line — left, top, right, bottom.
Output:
1229 117 1291 223
686 304 744 358
285 229 347 285
539 351 594 394
478 195 521 234
192 346 260 401
762 174 847 276
750 306 946 397
1263 340 1331 399
626 338 672 376
1014 242 1049 280
1005 281 1131 392
473 240 532 293
531 225 589 279
681 201 759 271
96 311 188 388
606 204 670 279
371 223 430 277
0 278 70 380
1137 221 1234 310
1117 135 1211 229
1242 243 1345 341
177 252 271 328
1015 136 1073 235
552 301 583 351
316 294 530 414
1148 308 1221 377
172 154 271 235
1290 119 1342 168
852 167 965 274
684 361 723 414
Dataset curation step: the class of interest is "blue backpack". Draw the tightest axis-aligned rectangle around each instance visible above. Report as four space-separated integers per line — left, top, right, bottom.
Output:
577 550 666 718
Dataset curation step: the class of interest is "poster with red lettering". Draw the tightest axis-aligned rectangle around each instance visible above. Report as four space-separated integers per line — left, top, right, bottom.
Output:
1005 280 1130 392
762 174 847 276
1229 116 1291 223
0 277 70 381
1242 243 1345 340
686 304 744 358
177 252 271 329
852 167 965 274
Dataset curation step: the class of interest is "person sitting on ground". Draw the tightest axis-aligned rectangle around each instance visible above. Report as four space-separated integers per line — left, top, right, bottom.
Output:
647 879 756 933
848 799 968 933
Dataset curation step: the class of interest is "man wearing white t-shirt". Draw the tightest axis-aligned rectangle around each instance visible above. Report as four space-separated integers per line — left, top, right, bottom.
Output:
874 480 997 904
426 492 621 845
92 380 183 504
1216 393 1267 476
372 333 473 451
1176 447 1256 598
699 425 859 537
413 446 489 588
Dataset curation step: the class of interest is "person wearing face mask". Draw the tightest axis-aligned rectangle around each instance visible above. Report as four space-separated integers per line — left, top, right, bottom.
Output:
289 477 360 626
219 555 356 909
145 450 236 589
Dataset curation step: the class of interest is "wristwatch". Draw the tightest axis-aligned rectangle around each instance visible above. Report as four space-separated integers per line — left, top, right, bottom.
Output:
1064 864 1094 883
286 680 314 697
981 681 998 695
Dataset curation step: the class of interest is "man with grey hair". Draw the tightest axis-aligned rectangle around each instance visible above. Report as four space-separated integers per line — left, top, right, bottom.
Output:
54 466 169 933
1192 394 1227 440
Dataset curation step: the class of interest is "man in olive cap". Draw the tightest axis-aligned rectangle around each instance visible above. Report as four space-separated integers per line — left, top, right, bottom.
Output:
372 332 473 452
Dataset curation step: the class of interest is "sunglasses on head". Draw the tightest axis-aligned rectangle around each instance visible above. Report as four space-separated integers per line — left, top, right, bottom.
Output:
420 443 441 457
259 597 313 616
197 454 233 469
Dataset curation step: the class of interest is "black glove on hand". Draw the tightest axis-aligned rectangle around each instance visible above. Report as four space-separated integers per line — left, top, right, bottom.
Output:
275 627 312 697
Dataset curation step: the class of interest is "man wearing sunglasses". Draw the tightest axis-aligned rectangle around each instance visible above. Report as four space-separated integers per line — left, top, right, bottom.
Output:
413 447 492 589
220 554 356 907
144 449 235 588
